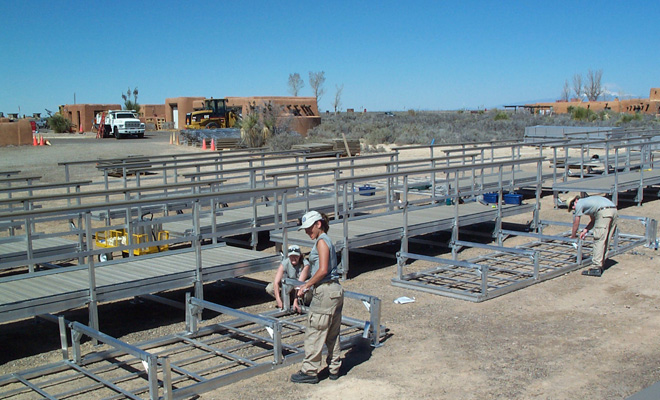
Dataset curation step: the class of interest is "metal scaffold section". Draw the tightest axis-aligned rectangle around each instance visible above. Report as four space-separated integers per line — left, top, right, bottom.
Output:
393 216 658 302
0 291 385 399
0 184 297 329
549 137 660 207
271 156 547 278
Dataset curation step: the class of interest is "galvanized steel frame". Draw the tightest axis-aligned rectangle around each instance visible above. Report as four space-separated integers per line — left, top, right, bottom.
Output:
0 291 384 399
392 215 656 302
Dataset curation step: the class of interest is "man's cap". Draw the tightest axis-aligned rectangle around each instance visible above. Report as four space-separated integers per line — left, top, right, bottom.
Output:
299 210 322 230
287 245 302 257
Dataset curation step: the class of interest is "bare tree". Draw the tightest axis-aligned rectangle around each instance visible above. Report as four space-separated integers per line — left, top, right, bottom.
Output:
585 69 603 101
333 84 344 114
287 73 304 96
308 71 326 106
572 74 583 101
561 79 570 102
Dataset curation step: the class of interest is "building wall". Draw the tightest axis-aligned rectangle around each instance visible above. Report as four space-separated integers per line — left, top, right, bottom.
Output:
226 96 321 136
59 104 122 132
138 104 167 129
528 87 660 115
164 97 205 129
139 104 166 120
0 119 33 146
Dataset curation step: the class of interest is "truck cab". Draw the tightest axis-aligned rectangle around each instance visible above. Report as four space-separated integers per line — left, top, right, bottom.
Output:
97 110 145 139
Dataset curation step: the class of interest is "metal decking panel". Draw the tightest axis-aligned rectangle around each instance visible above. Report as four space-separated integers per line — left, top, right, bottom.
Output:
162 194 385 237
552 168 660 193
0 237 80 268
270 202 535 250
0 245 280 324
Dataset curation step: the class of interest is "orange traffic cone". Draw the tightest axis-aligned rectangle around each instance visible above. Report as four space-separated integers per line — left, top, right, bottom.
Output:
39 135 45 146
201 138 207 150
211 139 216 151
33 135 38 146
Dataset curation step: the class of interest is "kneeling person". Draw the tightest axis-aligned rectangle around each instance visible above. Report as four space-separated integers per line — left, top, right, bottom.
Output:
266 245 311 312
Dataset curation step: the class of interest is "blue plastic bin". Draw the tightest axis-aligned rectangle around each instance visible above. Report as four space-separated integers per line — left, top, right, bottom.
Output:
503 193 523 205
359 185 376 196
483 192 499 204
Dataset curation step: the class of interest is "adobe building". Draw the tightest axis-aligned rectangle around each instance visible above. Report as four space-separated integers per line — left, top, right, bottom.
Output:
527 87 660 115
163 97 205 130
164 96 321 135
58 95 322 135
137 104 167 129
226 96 321 136
59 104 122 132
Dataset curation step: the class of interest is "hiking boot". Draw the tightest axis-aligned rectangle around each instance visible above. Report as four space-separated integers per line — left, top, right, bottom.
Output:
291 370 318 384
581 268 602 277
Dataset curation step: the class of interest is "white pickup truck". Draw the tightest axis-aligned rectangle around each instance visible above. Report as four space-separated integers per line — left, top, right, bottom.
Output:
97 110 145 139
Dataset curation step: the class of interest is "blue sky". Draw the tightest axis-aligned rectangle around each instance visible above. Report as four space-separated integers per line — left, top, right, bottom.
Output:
1 0 658 116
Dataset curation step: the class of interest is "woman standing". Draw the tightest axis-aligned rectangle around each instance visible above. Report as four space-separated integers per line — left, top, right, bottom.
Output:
290 211 344 384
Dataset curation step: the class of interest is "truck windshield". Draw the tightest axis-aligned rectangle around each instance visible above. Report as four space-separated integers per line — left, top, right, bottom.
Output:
116 113 135 118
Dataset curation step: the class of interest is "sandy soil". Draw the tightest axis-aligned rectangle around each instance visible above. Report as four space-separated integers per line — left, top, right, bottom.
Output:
1 132 659 399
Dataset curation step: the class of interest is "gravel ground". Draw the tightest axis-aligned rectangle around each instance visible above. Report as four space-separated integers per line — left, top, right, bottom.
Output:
1 133 659 399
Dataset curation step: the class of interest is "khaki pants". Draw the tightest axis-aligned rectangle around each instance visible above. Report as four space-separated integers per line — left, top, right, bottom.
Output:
592 208 618 268
301 282 344 375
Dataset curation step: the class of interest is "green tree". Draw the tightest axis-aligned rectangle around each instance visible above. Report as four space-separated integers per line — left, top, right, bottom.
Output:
122 87 140 113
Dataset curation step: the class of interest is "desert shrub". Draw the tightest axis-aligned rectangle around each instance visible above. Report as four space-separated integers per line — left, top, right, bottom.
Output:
364 126 397 145
267 131 303 150
361 144 388 153
616 114 635 125
239 101 292 147
494 111 510 121
304 108 658 148
238 112 267 147
408 109 416 116
619 112 649 125
48 114 72 133
568 106 596 121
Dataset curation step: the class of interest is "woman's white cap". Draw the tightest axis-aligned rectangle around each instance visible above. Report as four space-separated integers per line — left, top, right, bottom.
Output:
299 210 322 230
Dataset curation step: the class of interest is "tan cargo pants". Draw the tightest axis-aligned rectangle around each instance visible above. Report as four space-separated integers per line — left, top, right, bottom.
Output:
592 208 618 268
301 281 344 376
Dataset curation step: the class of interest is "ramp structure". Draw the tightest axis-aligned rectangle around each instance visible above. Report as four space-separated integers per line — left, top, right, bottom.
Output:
0 291 384 399
271 157 547 277
392 216 658 302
